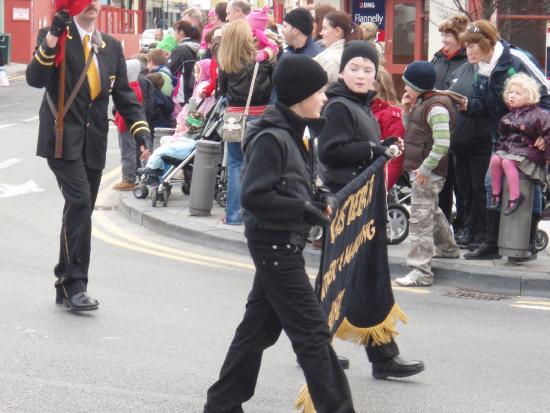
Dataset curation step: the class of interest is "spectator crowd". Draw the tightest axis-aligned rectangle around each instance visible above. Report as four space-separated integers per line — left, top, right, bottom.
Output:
113 1 549 282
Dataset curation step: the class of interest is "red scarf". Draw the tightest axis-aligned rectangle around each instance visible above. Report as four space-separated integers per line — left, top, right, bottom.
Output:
114 80 143 133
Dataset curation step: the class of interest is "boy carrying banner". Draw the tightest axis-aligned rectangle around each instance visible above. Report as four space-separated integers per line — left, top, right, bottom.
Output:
204 54 355 413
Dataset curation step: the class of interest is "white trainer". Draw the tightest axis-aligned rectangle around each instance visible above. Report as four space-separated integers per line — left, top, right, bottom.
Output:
394 273 433 287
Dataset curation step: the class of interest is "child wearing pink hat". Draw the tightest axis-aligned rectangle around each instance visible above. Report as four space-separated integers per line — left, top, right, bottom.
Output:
247 7 279 62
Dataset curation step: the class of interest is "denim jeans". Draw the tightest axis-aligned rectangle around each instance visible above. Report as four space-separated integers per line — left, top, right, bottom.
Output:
225 141 243 224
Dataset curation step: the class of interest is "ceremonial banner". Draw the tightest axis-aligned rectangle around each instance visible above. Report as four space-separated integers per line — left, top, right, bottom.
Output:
317 156 406 345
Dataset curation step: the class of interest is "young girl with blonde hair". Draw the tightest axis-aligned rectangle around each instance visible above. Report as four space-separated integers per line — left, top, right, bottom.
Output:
489 73 550 215
217 19 275 225
371 67 405 189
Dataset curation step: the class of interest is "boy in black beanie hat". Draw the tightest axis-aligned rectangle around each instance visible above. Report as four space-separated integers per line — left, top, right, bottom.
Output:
204 54 356 413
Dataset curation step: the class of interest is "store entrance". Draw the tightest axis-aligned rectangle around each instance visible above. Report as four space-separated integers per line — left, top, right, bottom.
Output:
384 0 427 92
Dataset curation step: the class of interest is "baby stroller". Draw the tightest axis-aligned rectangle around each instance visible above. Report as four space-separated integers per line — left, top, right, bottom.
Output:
133 97 228 208
534 185 550 252
386 173 412 245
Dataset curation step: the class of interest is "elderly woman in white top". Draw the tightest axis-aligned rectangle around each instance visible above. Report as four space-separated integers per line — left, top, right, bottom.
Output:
314 10 360 84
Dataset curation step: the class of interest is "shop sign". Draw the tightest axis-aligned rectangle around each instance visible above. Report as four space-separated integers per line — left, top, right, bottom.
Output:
352 0 385 29
12 8 30 21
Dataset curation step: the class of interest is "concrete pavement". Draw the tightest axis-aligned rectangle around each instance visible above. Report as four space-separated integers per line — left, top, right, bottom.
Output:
1 62 27 81
117 187 550 298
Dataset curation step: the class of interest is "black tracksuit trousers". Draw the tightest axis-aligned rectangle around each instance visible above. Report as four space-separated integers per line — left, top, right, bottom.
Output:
204 240 355 413
48 157 102 296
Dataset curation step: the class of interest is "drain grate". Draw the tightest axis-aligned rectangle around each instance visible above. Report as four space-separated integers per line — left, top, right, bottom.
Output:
444 289 512 301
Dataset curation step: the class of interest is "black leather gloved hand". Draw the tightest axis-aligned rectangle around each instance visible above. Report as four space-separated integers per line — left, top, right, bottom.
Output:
303 201 330 226
134 129 151 148
50 11 71 37
371 144 393 160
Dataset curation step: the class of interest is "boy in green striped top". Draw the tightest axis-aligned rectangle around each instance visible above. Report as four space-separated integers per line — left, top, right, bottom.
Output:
396 61 460 287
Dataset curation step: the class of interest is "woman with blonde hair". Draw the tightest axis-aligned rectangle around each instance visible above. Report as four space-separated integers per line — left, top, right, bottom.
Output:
218 19 275 225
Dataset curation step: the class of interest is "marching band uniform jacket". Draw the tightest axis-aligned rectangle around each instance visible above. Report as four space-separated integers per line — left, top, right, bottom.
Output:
26 21 149 170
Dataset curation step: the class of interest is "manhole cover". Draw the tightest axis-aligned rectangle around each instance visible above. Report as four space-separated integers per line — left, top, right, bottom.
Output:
444 289 511 301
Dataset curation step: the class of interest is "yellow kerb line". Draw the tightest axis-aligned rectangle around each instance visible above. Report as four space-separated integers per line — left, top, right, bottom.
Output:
514 301 550 307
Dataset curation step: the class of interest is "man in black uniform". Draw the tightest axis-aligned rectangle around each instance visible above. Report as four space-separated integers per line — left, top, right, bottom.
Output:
26 0 151 312
204 55 355 413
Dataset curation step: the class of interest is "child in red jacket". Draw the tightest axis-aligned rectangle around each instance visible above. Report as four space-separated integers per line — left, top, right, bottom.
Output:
371 67 405 190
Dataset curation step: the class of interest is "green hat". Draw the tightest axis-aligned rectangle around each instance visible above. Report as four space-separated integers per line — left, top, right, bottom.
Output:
157 35 178 52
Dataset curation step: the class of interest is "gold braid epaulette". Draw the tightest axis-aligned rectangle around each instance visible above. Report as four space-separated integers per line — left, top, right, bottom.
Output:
129 120 150 136
34 46 55 67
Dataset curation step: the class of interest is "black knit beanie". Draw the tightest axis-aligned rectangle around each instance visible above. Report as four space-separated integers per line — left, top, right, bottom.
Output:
274 55 328 107
402 60 436 92
283 8 314 37
339 40 379 74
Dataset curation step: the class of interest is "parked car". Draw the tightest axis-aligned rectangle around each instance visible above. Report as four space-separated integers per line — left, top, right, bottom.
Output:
140 28 174 51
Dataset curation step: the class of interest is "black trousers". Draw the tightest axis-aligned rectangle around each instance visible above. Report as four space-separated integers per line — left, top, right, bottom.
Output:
48 157 102 296
438 154 465 229
453 152 491 242
365 339 399 362
204 240 354 413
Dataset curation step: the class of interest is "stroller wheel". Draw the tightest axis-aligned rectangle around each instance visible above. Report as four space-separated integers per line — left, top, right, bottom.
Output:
152 188 158 207
181 182 191 195
133 185 149 199
386 204 410 245
162 187 169 207
534 229 549 252
216 190 227 208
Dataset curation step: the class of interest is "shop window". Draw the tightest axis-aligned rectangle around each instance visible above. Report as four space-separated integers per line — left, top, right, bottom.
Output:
498 0 550 16
392 3 416 64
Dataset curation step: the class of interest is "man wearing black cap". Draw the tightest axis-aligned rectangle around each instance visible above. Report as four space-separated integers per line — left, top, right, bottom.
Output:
281 7 321 58
204 54 355 413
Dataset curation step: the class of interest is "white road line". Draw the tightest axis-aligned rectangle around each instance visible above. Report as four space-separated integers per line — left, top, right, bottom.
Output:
0 103 19 110
0 123 17 129
21 116 39 123
0 180 43 199
0 158 21 169
510 304 550 311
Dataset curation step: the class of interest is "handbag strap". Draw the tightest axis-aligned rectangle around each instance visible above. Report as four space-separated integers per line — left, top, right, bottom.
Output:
243 62 260 117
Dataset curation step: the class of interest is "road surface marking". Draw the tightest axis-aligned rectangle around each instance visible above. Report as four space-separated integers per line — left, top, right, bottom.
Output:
0 103 19 110
21 116 39 123
510 300 550 311
0 180 43 199
0 158 21 169
0 123 17 129
510 304 550 311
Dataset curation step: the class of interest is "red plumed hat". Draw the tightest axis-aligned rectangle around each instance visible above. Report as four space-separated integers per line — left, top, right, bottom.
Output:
54 0 93 66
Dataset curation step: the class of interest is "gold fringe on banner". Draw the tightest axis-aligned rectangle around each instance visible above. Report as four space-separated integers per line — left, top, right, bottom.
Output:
335 304 408 346
295 384 316 413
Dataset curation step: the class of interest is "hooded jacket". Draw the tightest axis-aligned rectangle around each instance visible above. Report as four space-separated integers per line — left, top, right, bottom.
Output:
447 62 492 155
431 48 468 91
317 79 382 192
496 105 550 166
167 39 200 104
241 102 324 246
218 60 275 107
465 40 550 135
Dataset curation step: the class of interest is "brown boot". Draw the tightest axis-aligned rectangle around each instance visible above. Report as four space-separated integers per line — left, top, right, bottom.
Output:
112 180 136 191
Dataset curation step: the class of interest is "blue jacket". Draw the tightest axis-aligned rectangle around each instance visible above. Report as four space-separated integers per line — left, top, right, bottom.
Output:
284 36 322 58
466 40 550 136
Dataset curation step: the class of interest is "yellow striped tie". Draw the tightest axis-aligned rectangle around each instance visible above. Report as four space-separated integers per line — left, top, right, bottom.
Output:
83 34 100 100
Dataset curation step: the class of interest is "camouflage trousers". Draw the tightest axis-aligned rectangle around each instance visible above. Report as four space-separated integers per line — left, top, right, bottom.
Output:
406 179 460 282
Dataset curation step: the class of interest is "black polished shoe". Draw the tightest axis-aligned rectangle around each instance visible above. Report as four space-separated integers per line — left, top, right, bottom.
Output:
61 292 99 312
372 355 425 379
464 241 501 260
55 282 99 306
338 356 350 370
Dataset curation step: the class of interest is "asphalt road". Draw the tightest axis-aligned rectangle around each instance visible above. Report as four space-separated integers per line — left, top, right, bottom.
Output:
1 80 550 413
